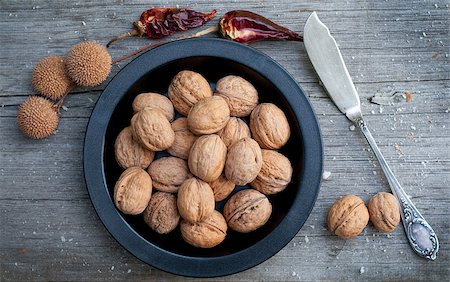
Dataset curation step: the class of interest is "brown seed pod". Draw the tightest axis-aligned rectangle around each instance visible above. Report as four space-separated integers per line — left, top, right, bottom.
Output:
143 192 180 234
65 41 112 87
132 92 175 121
17 96 59 139
180 210 227 248
32 56 73 100
215 75 258 117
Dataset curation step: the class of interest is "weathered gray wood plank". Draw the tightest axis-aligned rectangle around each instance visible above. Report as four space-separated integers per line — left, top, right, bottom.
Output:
1 0 449 281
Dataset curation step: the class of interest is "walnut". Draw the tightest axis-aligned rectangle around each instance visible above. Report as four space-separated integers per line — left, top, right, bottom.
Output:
131 107 175 151
143 192 180 234
217 117 251 147
187 96 230 135
188 134 227 182
368 192 400 233
327 195 369 239
114 127 155 169
208 174 235 202
177 177 215 223
215 75 258 117
168 70 213 116
147 157 192 193
250 103 291 149
167 117 197 159
250 150 292 195
225 137 262 185
132 92 175 121
223 189 272 233
114 167 152 215
180 210 227 248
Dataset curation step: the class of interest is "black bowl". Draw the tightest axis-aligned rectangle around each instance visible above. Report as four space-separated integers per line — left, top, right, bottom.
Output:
84 38 322 277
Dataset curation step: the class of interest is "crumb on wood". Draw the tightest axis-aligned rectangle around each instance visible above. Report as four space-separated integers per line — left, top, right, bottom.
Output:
405 132 414 139
360 266 365 274
322 171 332 180
394 143 404 155
405 91 413 102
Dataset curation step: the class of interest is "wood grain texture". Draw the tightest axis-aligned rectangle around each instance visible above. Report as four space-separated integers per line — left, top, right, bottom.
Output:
0 0 449 281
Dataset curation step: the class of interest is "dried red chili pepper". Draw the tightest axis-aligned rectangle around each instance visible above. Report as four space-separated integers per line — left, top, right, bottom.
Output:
107 8 216 47
219 10 303 43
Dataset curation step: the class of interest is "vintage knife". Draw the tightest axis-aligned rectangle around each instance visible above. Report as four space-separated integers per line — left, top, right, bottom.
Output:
303 11 439 260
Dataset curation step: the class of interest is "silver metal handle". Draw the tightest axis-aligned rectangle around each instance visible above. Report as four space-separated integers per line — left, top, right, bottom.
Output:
356 118 439 260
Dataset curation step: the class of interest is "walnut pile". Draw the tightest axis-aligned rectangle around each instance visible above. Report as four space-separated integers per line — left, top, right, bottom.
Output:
112 71 294 248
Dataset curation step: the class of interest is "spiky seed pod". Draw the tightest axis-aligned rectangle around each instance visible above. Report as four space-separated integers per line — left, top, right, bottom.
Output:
17 96 59 139
32 56 73 100
65 41 112 87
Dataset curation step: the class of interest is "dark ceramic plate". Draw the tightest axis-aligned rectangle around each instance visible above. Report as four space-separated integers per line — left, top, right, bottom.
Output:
84 38 322 277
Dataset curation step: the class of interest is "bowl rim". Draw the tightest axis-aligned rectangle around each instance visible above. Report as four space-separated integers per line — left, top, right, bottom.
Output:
83 37 323 278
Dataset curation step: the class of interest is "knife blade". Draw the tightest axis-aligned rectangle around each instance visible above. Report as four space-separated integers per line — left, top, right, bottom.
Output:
303 12 362 122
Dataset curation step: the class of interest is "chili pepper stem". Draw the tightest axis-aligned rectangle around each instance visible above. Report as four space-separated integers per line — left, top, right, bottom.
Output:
106 29 140 48
111 26 218 64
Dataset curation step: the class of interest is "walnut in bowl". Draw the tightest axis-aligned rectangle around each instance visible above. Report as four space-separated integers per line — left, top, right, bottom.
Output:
132 92 175 122
215 75 258 117
223 189 272 233
188 134 227 182
168 70 213 116
114 126 154 169
250 103 291 149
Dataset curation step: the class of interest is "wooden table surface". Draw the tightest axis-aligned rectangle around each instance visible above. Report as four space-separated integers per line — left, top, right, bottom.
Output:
1 0 449 280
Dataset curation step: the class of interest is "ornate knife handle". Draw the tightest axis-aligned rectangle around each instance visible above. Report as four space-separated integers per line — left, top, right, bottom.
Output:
356 118 439 260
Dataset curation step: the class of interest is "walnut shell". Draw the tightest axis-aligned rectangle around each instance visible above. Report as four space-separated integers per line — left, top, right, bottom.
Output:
143 192 180 234
223 189 272 233
217 117 251 147
187 96 230 135
327 195 369 239
147 157 192 193
225 137 263 185
368 192 400 233
167 117 198 159
131 107 175 151
114 127 155 169
250 150 292 195
250 103 291 149
188 134 227 182
180 210 227 248
114 167 152 215
208 174 236 202
177 178 215 223
168 70 213 116
215 75 258 117
132 92 175 121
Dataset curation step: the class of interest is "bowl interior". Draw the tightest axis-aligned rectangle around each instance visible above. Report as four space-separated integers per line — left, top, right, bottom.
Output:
103 56 304 257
